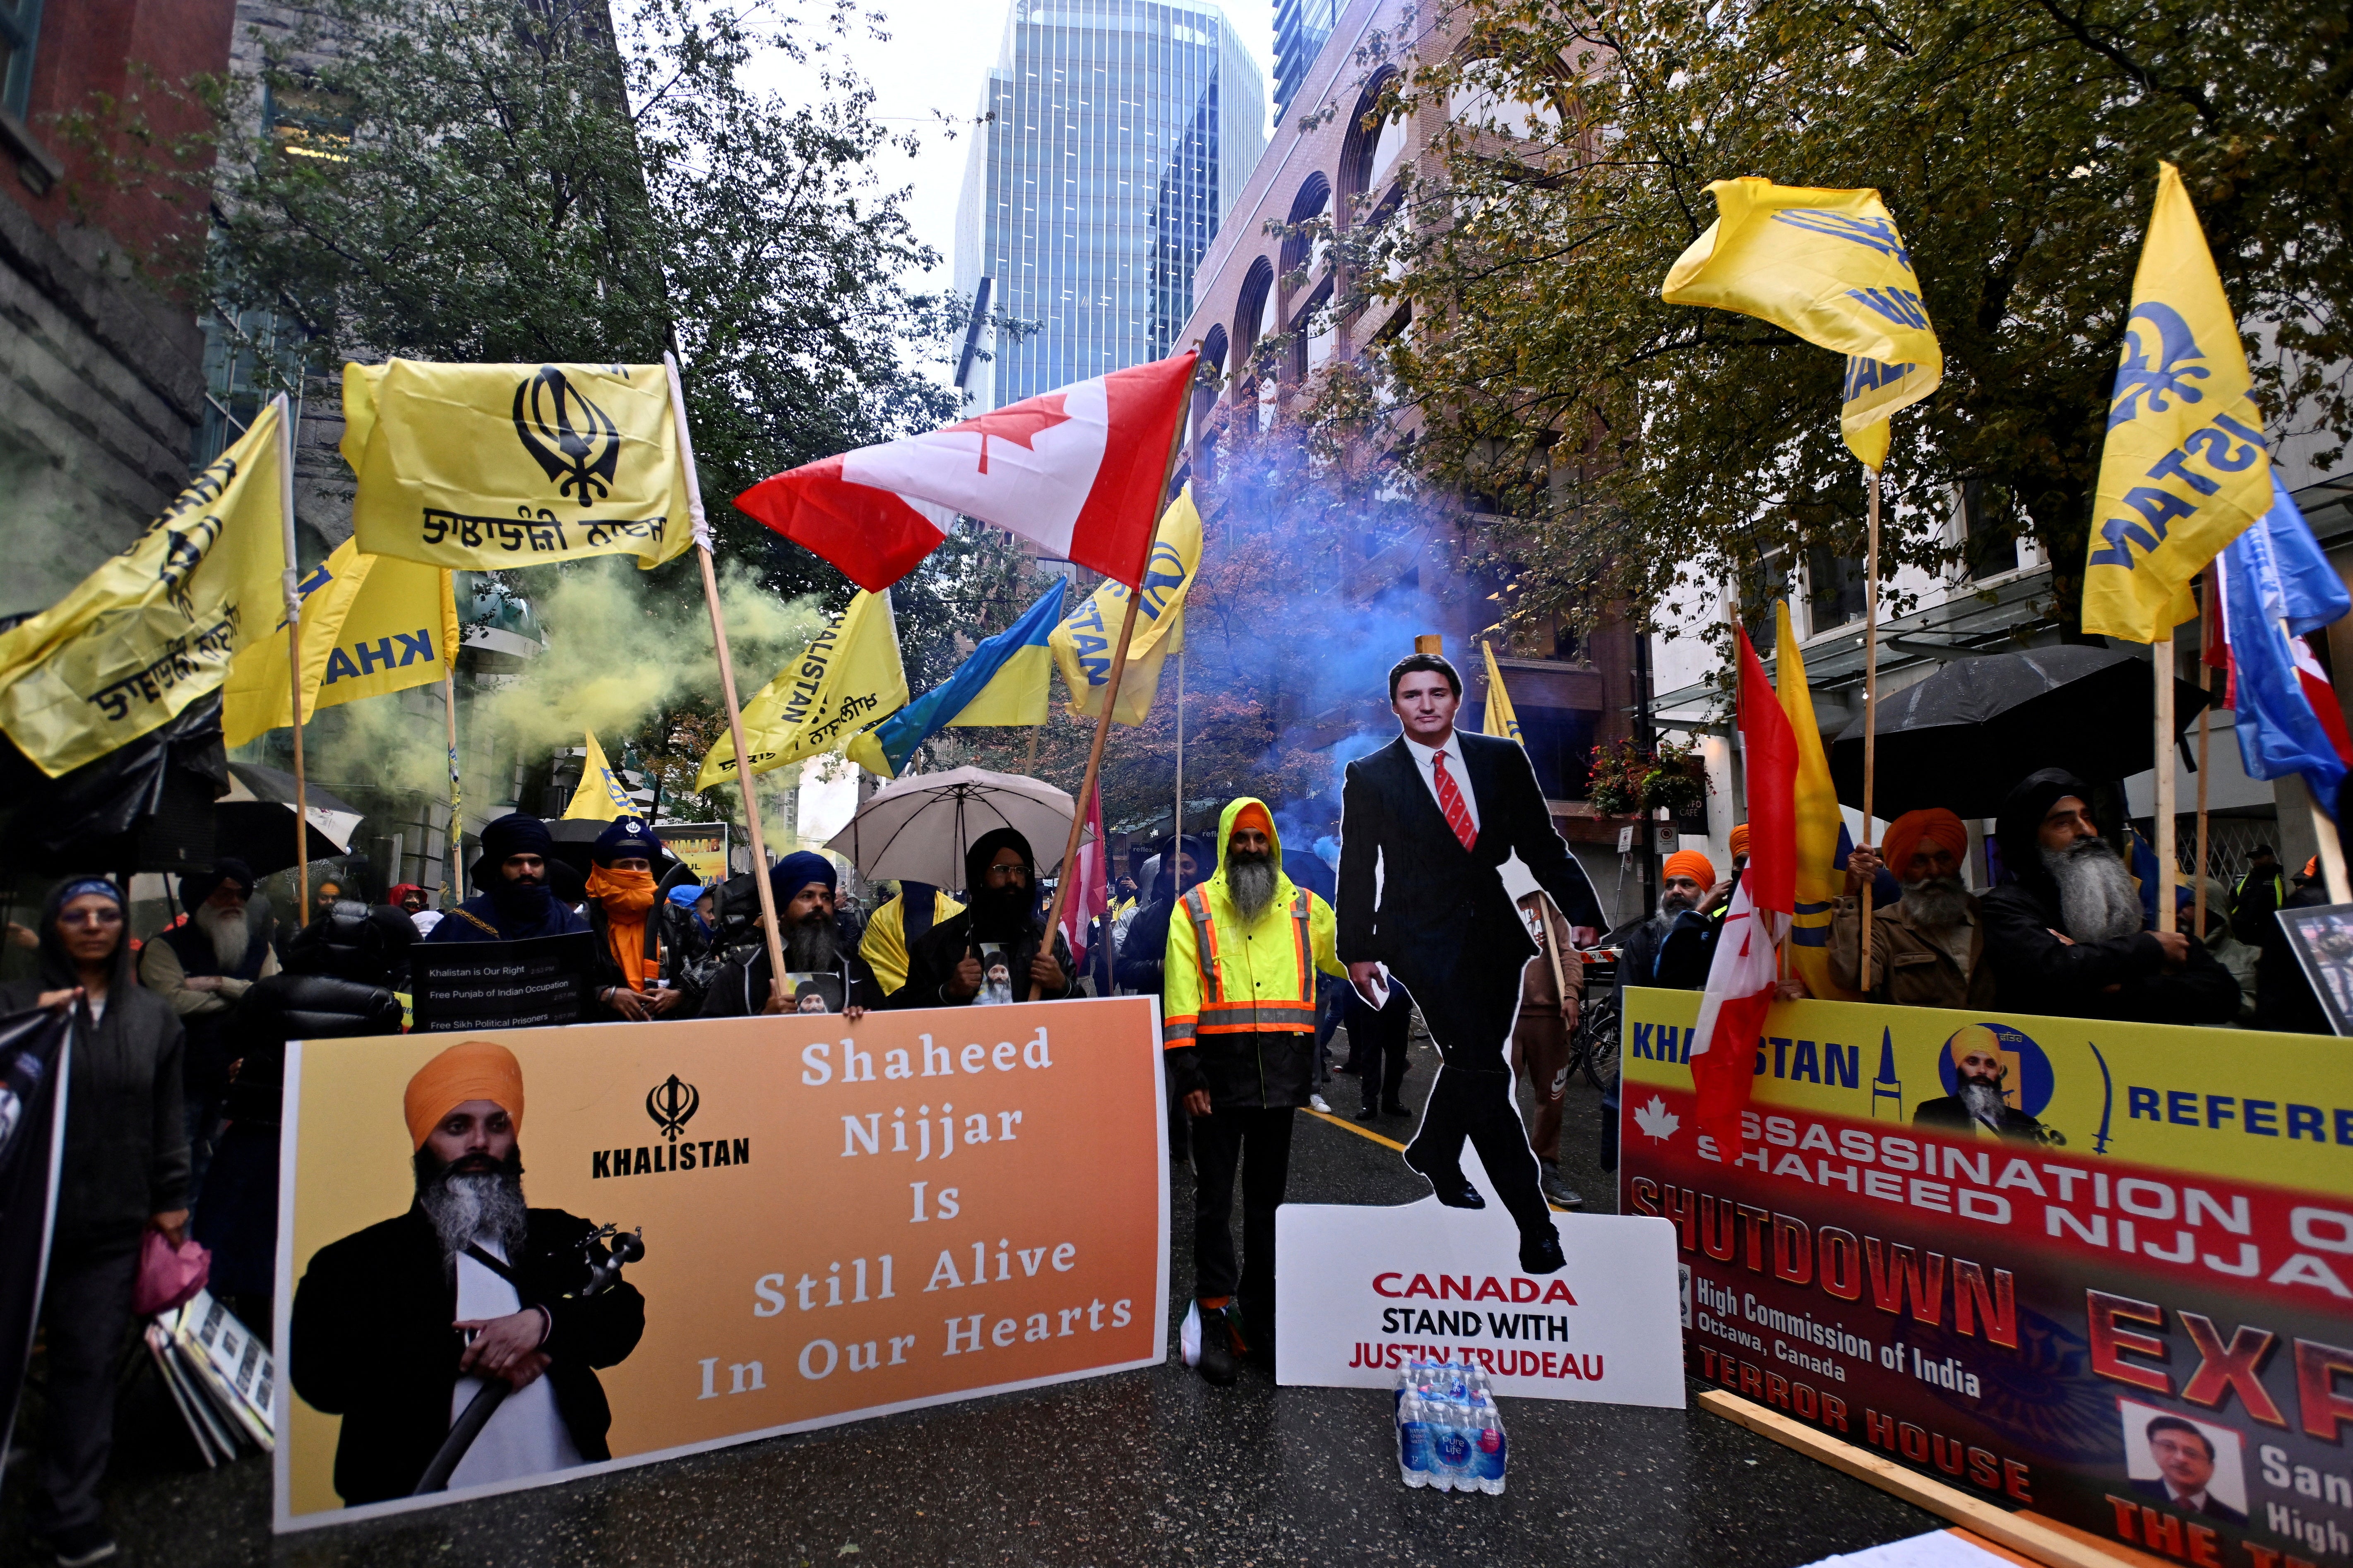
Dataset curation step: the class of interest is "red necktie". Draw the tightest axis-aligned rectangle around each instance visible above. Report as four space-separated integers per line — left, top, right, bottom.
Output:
1432 749 1476 851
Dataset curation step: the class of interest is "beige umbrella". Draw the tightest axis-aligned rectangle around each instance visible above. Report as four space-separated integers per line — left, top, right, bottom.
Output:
825 766 1089 891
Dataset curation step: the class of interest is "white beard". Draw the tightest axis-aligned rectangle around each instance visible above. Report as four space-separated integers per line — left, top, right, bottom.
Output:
1228 856 1278 921
421 1170 529 1268
196 903 250 971
2044 838 2143 941
1901 875 1971 930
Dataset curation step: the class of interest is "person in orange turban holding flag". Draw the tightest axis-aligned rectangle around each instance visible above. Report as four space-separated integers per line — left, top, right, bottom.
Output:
1829 807 1996 1008
288 1040 646 1506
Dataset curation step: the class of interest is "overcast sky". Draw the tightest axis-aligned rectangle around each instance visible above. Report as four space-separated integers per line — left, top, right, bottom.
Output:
743 0 1279 299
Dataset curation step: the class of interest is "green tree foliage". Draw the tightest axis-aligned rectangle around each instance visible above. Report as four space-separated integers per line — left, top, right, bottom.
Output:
1300 0 2353 645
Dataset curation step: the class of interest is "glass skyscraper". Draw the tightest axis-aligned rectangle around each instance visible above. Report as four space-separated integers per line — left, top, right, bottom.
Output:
1271 0 1339 124
955 0 1265 411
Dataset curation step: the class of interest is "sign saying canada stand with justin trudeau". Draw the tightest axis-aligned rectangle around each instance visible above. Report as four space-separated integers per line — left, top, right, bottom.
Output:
273 999 1167 1529
1276 1151 1686 1407
1622 988 2353 1568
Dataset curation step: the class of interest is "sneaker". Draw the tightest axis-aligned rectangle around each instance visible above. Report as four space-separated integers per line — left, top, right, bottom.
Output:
1197 1305 1238 1386
48 1522 118 1568
1309 1093 1333 1114
1541 1167 1586 1210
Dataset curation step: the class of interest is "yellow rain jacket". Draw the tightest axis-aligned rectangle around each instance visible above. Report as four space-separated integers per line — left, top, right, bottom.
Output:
860 884 965 999
1164 798 1346 1109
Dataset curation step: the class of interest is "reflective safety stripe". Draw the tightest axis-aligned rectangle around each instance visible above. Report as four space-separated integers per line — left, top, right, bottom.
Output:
1163 1018 1198 1045
1182 881 1315 1028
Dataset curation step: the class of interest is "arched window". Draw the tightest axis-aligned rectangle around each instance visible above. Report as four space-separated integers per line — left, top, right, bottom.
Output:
1280 172 1332 276
1193 324 1228 425
1340 68 1407 215
1232 255 1275 394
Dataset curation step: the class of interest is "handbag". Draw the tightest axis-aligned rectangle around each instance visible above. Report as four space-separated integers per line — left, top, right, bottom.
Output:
132 1227 211 1316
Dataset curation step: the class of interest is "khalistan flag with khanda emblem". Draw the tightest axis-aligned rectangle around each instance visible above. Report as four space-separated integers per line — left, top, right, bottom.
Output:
343 360 699 572
0 401 290 776
2081 163 2272 644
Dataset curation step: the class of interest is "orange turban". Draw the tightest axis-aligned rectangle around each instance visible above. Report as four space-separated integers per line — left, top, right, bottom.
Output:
1728 824 1750 860
1882 809 1968 880
404 1040 525 1150
1663 850 1716 887
1230 802 1274 842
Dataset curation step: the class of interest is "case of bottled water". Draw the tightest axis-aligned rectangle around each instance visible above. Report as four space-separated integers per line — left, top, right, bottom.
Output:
1394 1361 1506 1495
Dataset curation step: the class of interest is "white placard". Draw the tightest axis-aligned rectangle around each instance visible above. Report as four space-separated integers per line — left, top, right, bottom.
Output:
1274 1149 1685 1405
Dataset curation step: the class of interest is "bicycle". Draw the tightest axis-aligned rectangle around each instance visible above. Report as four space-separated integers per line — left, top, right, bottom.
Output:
1567 950 1619 1091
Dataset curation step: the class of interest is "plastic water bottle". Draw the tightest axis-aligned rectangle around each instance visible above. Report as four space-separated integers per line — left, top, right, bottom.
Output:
1470 1394 1507 1495
1396 1389 1435 1488
1432 1393 1473 1492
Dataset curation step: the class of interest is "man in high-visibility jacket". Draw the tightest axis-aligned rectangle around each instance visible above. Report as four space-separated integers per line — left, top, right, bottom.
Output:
1165 797 1346 1386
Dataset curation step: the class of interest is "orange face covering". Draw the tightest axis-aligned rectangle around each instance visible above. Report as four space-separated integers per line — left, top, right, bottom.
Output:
404 1040 524 1150
587 864 659 990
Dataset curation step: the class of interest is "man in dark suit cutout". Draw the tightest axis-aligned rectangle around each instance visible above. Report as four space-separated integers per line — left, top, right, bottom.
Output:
1338 653 1605 1274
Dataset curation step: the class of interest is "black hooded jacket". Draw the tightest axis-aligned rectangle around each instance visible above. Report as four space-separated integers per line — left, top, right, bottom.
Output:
1978 769 2240 1024
894 828 1076 1007
1114 837 1208 999
0 879 188 1251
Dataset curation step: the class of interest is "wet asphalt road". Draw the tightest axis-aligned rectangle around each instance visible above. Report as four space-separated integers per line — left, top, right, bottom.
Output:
0 1024 1940 1567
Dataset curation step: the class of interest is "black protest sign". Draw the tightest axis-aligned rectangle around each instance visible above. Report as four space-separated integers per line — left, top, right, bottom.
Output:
412 931 597 1032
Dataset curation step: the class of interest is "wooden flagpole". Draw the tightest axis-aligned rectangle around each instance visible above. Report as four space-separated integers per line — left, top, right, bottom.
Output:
1858 464 1881 991
1173 644 1185 843
2155 635 2177 932
275 393 310 916
2194 658 2211 935
1033 406 1190 999
667 352 788 1006
443 665 465 905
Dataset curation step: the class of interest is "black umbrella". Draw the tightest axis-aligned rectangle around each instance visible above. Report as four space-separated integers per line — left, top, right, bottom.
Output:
217 763 364 878
1828 645 2212 820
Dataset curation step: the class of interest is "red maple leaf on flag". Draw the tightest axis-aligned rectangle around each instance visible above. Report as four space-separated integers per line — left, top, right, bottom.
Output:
944 394 1071 475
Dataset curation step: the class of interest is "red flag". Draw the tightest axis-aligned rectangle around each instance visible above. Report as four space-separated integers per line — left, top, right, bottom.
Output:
1684 626 1802 1160
1735 627 1798 913
1058 785 1108 966
736 353 1195 592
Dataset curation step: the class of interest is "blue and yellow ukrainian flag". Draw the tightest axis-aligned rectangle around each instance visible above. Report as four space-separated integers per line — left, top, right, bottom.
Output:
847 581 1067 778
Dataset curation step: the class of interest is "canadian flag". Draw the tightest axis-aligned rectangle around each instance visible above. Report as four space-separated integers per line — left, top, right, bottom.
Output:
736 353 1196 592
1687 628 1798 1161
1058 785 1108 970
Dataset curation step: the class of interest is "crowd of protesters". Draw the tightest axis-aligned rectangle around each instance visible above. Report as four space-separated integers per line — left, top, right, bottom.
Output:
8 650 2350 1556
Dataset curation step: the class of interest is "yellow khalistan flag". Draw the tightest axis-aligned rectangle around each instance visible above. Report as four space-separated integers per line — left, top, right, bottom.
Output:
696 590 907 790
1481 639 1521 742
1775 601 1862 1002
565 731 635 821
343 359 698 573
0 401 288 776
1663 178 1942 471
1052 483 1201 725
221 538 460 747
2082 163 2269 642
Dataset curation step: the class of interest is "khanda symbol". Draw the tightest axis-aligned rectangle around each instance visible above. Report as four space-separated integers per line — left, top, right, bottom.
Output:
644 1073 699 1143
513 365 623 503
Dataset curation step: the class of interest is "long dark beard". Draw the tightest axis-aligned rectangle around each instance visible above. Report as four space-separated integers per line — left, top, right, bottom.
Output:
1901 874 1971 930
196 903 249 971
784 915 838 971
2044 837 2142 941
1228 855 1278 922
971 884 1035 942
415 1146 528 1270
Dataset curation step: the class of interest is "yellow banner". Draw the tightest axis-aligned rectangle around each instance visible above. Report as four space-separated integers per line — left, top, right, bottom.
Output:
565 731 635 820
1663 179 1942 468
343 360 695 573
276 1001 1167 1523
1481 639 1522 743
1775 602 1861 1002
222 539 459 747
2082 163 2267 643
1052 484 1199 725
697 590 907 790
0 402 288 776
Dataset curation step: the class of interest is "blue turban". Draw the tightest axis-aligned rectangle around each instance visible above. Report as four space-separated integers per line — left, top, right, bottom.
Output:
770 851 838 904
591 816 664 865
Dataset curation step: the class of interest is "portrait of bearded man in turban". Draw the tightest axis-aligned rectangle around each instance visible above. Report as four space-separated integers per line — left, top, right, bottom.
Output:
288 1040 645 1505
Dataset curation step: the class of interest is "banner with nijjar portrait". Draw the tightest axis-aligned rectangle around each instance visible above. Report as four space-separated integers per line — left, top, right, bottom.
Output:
272 999 1167 1530
1621 989 2353 1568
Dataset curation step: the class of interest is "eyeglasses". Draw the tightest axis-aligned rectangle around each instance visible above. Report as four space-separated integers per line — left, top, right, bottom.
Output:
59 908 125 927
